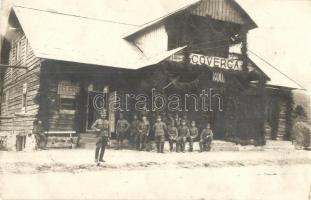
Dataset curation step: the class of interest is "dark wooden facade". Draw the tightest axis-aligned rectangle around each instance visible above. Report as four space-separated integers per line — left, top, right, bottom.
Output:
1 0 286 150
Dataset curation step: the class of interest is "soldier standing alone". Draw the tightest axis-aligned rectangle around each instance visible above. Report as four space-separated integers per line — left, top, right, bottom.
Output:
91 113 110 163
153 115 167 153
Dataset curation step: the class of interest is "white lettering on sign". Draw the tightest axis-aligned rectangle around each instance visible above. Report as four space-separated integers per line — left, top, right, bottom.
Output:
190 53 243 71
213 72 225 83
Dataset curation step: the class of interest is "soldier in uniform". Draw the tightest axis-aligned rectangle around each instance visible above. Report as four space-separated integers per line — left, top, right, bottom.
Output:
153 115 167 153
130 114 140 147
188 121 199 152
33 119 47 150
137 115 150 150
167 123 178 152
116 113 130 149
174 113 181 128
166 113 175 127
91 112 110 163
182 114 190 127
177 119 190 153
200 123 213 152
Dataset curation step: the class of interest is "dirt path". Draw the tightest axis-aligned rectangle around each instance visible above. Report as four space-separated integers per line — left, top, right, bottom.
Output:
1 149 311 174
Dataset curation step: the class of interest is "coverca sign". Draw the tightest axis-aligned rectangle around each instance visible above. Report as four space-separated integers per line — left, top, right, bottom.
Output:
190 53 243 71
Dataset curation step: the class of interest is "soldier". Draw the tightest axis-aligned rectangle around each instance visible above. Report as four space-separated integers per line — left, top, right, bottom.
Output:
33 119 47 150
188 121 199 152
167 123 178 152
153 115 167 153
175 117 181 130
174 113 181 128
177 119 190 153
116 113 130 149
166 113 175 127
91 112 110 163
200 123 213 152
183 114 190 127
137 115 150 150
130 114 140 147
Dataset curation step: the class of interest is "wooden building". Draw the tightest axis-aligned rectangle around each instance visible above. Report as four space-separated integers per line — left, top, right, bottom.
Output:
0 0 280 151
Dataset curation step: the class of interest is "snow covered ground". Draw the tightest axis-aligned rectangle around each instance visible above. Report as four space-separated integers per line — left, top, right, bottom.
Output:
1 149 311 199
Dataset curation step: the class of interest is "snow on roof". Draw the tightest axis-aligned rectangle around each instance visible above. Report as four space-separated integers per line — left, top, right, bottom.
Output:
248 53 305 90
8 0 257 69
13 6 186 69
13 0 201 26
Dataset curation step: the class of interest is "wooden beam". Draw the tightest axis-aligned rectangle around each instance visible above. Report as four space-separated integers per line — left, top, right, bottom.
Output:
0 64 27 69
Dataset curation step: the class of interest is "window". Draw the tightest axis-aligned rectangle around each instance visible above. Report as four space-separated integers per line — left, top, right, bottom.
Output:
24 39 28 63
57 81 79 114
21 83 27 113
10 67 14 82
15 40 22 62
2 90 9 114
59 96 76 110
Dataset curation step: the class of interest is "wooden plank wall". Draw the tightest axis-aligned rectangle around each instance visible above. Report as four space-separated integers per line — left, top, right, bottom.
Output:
43 78 79 131
0 34 42 150
190 0 246 25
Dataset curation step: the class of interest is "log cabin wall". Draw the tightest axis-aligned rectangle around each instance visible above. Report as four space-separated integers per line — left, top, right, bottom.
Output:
264 88 294 141
0 35 42 151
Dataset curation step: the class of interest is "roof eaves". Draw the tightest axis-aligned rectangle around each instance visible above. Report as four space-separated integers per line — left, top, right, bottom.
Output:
13 5 140 27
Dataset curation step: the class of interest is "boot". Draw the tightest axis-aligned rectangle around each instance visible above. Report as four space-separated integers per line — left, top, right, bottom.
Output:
160 142 164 153
156 142 160 153
181 143 185 153
199 143 203 152
169 142 173 151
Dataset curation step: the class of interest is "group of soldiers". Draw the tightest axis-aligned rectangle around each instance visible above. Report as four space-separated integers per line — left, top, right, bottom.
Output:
91 112 213 162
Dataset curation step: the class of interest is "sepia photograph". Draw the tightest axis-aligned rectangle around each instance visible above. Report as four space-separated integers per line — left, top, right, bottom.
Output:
0 0 311 199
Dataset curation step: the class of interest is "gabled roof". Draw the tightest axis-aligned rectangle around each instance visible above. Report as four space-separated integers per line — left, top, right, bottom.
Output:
5 0 200 69
190 0 257 29
5 0 258 69
124 0 257 40
12 6 186 69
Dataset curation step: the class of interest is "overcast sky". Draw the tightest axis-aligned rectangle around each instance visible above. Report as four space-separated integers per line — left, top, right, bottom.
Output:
1 0 311 91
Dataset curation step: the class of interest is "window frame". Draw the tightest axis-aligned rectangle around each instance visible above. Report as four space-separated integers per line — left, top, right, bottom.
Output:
21 83 27 113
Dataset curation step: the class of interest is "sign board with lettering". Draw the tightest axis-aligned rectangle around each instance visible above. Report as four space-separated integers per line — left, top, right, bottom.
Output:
190 53 243 71
58 81 79 96
212 72 225 83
